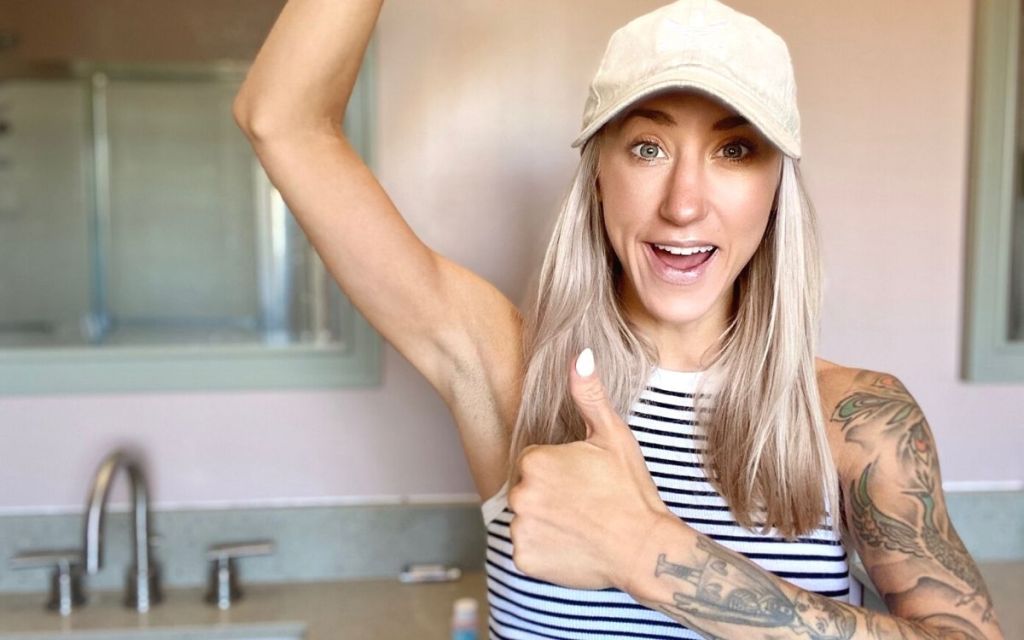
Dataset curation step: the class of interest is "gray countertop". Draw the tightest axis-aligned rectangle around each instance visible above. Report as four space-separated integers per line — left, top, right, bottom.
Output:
0 572 490 640
972 562 1023 638
0 563 1020 639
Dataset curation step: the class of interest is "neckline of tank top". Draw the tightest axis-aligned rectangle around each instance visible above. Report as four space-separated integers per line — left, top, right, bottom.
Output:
650 365 704 390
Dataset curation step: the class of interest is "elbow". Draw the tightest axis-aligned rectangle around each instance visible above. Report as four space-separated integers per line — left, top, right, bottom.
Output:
232 92 275 143
232 93 338 146
231 81 289 143
231 79 256 132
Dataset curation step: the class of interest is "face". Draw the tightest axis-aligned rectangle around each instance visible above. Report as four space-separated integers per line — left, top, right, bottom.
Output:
597 90 783 339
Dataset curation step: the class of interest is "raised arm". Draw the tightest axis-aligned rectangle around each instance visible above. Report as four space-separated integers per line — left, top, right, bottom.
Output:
233 0 521 496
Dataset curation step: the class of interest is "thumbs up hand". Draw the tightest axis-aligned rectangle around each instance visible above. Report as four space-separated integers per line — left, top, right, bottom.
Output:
508 348 678 592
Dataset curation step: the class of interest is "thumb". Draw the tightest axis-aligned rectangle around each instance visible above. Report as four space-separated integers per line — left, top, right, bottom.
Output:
570 348 625 441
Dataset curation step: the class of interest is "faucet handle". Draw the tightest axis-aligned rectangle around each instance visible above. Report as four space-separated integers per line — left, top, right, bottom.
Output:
9 548 86 616
207 540 274 559
204 539 274 610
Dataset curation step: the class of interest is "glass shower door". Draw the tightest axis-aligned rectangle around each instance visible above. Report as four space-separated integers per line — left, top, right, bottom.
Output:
0 66 349 349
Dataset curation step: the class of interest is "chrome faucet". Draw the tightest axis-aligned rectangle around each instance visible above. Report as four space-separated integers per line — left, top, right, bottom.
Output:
83 450 162 612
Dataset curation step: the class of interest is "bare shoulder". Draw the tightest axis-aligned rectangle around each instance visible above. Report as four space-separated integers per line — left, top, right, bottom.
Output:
814 358 916 475
814 357 912 417
814 356 893 394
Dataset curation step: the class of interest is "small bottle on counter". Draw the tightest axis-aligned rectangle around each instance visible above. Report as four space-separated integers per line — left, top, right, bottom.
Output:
451 596 479 640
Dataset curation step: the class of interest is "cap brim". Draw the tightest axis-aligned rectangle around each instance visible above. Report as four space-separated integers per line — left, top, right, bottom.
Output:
570 71 800 159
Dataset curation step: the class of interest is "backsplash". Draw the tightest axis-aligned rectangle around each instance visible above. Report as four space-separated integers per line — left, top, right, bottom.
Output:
0 491 1020 594
0 503 486 593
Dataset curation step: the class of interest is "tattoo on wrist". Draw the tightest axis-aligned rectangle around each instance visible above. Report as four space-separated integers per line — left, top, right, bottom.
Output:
651 536 991 639
652 537 856 639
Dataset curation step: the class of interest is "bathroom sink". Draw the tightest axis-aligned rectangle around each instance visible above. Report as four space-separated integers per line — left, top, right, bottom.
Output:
0 622 307 640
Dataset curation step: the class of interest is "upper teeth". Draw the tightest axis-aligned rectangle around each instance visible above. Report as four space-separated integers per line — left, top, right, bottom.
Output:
654 244 716 256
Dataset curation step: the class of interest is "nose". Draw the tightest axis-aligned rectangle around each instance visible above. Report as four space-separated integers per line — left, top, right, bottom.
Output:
659 152 709 226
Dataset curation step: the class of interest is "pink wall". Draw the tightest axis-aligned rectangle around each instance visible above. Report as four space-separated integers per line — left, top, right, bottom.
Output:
1 0 1020 512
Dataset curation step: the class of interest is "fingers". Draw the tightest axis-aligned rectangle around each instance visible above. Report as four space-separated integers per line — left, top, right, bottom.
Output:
570 348 623 441
508 444 547 521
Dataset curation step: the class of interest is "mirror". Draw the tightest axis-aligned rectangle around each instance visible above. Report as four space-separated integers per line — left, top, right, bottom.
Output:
964 0 1024 380
0 1 380 392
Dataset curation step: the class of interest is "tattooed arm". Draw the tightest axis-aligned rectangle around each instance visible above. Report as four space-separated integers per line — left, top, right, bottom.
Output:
618 369 1003 639
622 519 998 639
510 359 1004 638
828 370 1002 638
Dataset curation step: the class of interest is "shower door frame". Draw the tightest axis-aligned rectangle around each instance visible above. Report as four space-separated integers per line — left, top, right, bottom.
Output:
0 50 380 394
964 0 1024 381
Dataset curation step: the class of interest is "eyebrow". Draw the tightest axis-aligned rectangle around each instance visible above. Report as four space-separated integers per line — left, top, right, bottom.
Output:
712 115 750 131
619 109 751 131
622 108 677 126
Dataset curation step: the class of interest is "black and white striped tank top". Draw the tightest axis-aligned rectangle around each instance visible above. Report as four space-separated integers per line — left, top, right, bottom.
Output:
482 367 862 639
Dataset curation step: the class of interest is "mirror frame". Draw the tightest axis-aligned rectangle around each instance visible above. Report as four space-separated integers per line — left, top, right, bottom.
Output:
964 0 1024 381
0 44 381 394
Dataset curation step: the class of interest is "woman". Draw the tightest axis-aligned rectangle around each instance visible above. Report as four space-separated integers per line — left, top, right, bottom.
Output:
234 0 1003 638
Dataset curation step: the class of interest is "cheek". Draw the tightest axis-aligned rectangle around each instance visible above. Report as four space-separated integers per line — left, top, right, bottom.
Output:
598 165 662 236
600 207 630 270
718 177 776 252
598 175 644 255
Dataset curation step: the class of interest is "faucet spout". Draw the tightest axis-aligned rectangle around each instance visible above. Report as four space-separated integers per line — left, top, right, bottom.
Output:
82 450 161 611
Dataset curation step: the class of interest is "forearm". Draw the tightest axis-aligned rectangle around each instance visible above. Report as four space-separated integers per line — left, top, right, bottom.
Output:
625 516 993 640
234 0 384 135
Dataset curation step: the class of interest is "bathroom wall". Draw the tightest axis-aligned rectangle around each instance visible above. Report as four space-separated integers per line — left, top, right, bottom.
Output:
1 0 284 64
1 0 1020 513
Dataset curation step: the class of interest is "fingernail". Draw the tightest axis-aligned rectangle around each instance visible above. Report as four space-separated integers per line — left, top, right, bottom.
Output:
576 348 595 377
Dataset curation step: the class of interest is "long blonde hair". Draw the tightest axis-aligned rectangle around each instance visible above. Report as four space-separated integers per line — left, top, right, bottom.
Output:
509 136 839 539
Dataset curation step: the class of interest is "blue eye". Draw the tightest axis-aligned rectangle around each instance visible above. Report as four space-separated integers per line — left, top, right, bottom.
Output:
631 141 666 161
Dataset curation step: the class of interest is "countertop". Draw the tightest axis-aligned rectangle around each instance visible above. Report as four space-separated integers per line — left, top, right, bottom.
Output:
982 562 1023 637
855 560 1022 637
0 563 1020 639
0 572 490 640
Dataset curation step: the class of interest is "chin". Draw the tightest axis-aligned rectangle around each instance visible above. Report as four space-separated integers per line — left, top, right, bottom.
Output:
638 295 717 329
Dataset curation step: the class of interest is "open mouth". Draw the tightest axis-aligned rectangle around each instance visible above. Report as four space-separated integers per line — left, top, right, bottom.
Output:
648 243 718 272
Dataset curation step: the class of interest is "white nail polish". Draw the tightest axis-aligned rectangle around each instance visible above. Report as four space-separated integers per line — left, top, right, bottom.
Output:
576 348 595 377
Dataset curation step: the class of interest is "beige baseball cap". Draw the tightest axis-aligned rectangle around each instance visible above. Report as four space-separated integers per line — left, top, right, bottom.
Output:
572 0 801 159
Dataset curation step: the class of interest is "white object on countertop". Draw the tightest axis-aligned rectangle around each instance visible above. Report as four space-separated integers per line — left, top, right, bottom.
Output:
451 597 479 640
398 563 462 583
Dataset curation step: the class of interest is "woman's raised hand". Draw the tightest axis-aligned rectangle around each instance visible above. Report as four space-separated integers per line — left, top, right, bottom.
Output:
508 349 677 591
